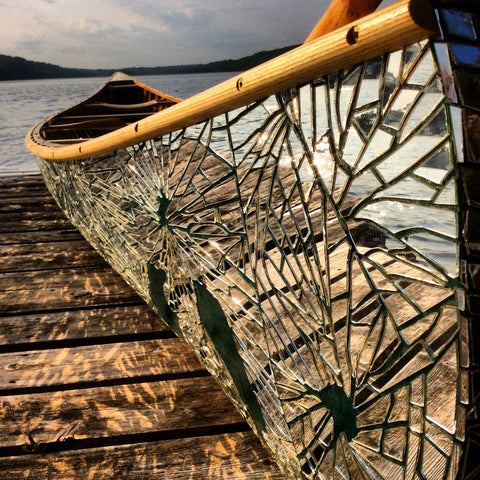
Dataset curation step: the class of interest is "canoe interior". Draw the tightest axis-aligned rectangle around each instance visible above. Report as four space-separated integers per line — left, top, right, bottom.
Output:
40 74 179 144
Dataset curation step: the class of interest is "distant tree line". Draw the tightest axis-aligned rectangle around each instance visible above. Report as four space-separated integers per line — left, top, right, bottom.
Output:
0 55 102 80
0 46 298 81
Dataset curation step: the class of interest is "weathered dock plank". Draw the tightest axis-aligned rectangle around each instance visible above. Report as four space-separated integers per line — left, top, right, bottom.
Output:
0 229 84 245
0 338 204 392
0 174 284 479
0 239 107 272
0 263 150 315
0 376 244 448
0 304 170 348
0 432 283 480
0 212 74 233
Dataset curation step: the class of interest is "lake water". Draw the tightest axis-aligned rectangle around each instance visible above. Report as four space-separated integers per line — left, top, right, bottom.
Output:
0 72 238 176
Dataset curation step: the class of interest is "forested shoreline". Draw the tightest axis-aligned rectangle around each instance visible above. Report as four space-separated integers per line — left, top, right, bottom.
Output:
0 46 297 81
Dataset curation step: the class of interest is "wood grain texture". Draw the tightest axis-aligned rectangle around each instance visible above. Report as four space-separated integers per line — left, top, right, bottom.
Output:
0 240 107 272
0 267 143 314
0 432 283 480
0 338 203 391
0 305 169 348
0 376 243 448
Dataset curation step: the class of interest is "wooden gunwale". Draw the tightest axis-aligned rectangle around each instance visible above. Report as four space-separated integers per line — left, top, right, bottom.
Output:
26 0 437 162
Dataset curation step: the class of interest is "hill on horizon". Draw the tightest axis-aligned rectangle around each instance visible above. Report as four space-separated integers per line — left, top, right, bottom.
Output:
0 46 298 81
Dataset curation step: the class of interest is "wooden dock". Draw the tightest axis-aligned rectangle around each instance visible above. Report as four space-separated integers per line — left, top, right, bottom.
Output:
0 174 284 479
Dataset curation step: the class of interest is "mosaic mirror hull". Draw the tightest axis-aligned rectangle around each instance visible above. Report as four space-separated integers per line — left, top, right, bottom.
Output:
36 2 480 478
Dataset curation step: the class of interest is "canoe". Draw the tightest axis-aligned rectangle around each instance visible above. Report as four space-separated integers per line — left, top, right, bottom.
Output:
26 0 480 478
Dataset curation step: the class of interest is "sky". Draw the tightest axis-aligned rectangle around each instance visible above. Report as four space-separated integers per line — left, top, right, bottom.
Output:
0 0 340 69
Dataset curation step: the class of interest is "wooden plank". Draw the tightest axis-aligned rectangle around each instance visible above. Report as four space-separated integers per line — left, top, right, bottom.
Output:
0 214 74 234
0 185 53 201
0 304 170 348
0 175 45 189
0 267 142 314
0 229 83 245
0 176 48 188
0 432 284 479
0 240 107 272
0 187 51 199
0 190 53 201
0 376 243 448
0 338 203 392
0 197 58 211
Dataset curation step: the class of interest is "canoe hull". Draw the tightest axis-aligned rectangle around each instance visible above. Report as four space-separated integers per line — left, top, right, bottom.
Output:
31 1 480 478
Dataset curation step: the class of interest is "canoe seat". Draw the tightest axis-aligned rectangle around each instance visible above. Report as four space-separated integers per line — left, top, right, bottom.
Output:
86 99 173 113
45 118 128 132
42 118 129 140
60 113 154 122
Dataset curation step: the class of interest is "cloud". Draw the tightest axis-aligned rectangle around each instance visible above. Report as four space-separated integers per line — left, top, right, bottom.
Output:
1 0 337 68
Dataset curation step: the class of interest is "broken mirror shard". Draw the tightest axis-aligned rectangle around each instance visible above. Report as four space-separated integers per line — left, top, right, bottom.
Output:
37 5 480 479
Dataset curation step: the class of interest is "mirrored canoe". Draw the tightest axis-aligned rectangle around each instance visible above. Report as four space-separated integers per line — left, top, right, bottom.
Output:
26 0 480 478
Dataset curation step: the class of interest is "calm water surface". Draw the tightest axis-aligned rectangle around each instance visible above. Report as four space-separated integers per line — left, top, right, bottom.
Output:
0 72 238 176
